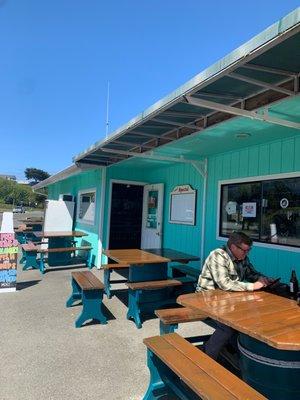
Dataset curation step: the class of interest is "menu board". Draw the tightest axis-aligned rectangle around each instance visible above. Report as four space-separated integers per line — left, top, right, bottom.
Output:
0 233 18 292
169 185 196 225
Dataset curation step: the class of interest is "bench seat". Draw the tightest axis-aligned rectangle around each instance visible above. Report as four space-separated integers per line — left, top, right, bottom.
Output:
125 279 183 329
102 263 129 270
21 243 40 270
102 262 129 298
66 271 107 328
143 333 267 400
169 263 200 279
21 242 92 273
39 245 92 274
23 245 92 253
155 306 208 334
126 279 183 291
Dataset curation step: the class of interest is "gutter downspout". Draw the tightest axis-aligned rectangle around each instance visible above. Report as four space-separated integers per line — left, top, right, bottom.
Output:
191 158 208 267
200 159 208 267
97 167 107 268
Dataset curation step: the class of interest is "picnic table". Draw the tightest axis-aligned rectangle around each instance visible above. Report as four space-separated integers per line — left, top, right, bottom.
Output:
33 230 89 267
177 289 300 399
17 219 44 230
103 248 199 328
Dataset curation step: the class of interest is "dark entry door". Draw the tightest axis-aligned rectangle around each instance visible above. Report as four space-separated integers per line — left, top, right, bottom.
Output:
109 183 144 249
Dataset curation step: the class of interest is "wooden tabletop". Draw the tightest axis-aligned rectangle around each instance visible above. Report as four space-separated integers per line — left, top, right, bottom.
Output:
177 289 300 350
144 248 200 263
18 218 43 223
33 231 88 238
15 226 33 232
21 221 43 226
104 249 170 265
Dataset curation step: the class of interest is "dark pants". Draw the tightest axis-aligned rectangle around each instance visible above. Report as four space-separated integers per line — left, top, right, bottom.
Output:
204 319 238 360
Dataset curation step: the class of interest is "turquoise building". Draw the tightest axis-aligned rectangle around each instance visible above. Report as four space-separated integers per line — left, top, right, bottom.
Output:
34 8 300 282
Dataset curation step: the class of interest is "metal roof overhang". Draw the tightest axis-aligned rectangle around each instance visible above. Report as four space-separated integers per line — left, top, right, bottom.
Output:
32 163 103 190
73 8 300 168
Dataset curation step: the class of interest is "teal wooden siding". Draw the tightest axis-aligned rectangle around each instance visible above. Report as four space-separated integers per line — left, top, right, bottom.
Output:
101 162 204 270
48 168 103 266
204 135 300 282
143 163 203 264
47 133 300 282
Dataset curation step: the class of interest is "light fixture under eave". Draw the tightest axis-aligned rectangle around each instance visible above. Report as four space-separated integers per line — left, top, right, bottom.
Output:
235 132 251 139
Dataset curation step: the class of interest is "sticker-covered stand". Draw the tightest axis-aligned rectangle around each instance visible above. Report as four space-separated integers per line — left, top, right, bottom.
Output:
0 213 18 292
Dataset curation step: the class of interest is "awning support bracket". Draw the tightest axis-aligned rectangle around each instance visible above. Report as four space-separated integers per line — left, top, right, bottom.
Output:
185 95 300 130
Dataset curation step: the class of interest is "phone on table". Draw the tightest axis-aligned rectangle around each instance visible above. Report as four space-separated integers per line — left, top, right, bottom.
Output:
265 277 281 289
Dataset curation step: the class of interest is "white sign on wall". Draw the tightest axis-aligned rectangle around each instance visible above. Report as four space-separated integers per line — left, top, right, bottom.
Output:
242 202 256 218
169 185 196 225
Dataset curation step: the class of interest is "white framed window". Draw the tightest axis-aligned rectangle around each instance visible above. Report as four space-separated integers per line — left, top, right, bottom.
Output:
218 173 300 249
77 189 96 225
59 193 74 202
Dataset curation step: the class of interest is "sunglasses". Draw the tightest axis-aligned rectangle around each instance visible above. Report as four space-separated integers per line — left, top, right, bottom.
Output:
235 244 252 253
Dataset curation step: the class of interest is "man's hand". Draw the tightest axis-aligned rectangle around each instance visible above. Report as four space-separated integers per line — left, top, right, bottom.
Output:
253 281 265 290
258 276 271 286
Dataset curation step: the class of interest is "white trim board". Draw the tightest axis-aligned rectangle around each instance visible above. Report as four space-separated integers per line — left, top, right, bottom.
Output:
97 168 106 268
77 187 97 226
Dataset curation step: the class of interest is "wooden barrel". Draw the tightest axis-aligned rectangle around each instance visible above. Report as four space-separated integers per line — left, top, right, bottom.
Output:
238 334 300 400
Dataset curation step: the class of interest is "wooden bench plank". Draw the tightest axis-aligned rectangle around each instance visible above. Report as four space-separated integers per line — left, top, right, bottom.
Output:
21 243 37 251
102 263 129 270
144 333 266 400
22 245 91 253
170 264 200 279
39 246 92 253
155 307 207 324
126 279 182 290
67 271 107 327
72 271 104 291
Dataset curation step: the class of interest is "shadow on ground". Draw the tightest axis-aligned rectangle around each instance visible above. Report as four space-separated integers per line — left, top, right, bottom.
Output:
17 279 41 290
69 301 116 324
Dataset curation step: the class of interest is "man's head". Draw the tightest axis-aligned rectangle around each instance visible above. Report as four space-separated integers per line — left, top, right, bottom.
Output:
227 232 253 261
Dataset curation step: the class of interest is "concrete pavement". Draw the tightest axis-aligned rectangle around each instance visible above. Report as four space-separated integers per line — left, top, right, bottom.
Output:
0 212 213 400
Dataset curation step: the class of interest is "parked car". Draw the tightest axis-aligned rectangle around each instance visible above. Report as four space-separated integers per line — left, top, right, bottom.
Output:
13 206 25 213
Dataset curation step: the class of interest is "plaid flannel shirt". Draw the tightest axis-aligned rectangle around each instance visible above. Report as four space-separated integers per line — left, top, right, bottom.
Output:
196 247 264 292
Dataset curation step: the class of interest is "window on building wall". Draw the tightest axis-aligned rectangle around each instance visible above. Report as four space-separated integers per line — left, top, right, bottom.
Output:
59 194 74 202
219 176 300 248
77 190 96 225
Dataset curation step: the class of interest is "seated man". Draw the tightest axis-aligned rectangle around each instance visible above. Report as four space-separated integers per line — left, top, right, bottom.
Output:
196 231 273 361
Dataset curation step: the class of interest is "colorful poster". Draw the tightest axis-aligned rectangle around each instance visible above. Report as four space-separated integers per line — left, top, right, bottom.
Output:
0 233 18 292
242 202 257 218
147 190 158 229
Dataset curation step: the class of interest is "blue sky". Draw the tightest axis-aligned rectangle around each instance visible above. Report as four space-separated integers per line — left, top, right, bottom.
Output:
0 1 299 179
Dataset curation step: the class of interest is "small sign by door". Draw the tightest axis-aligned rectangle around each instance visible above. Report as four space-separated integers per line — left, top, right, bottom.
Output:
147 190 159 229
141 184 164 249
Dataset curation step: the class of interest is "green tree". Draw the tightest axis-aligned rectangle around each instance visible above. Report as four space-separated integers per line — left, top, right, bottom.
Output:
25 168 50 185
0 177 45 208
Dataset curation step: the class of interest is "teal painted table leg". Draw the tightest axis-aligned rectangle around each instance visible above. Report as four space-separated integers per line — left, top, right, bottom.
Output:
159 321 178 335
22 251 39 271
104 269 111 298
143 350 167 400
66 278 82 307
86 250 93 269
16 232 26 245
39 254 46 274
75 289 107 328
127 289 142 329
143 350 197 399
20 247 26 264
